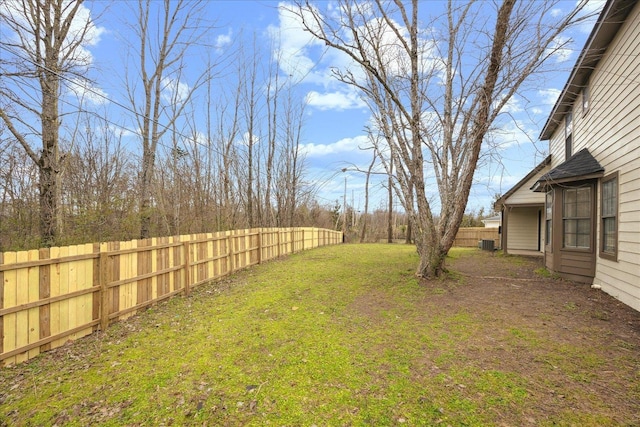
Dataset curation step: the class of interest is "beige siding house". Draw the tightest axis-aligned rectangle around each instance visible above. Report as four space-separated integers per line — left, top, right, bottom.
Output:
495 156 550 255
481 215 502 229
501 0 640 312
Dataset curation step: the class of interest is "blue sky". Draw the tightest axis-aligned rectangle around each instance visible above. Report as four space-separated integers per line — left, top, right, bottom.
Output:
50 0 603 215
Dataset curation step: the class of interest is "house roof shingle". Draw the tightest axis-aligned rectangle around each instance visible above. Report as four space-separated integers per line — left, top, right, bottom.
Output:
531 148 604 192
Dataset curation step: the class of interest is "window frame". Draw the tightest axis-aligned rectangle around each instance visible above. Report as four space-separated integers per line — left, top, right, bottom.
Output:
582 85 590 115
600 172 619 261
565 111 573 160
545 190 553 250
562 186 592 251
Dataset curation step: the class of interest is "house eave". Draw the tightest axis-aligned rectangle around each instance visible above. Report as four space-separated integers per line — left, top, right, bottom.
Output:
494 155 551 210
531 172 605 192
539 0 637 141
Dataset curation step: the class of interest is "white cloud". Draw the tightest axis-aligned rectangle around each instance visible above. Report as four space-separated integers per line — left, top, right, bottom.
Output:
67 78 109 105
268 3 325 82
496 95 524 114
547 35 573 63
577 0 606 33
301 135 369 157
538 88 561 106
489 119 535 150
108 124 137 138
550 8 563 18
305 89 366 111
1 0 105 66
240 131 260 147
161 77 190 104
215 29 232 53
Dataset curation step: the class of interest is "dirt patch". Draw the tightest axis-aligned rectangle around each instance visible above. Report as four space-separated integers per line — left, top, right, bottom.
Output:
422 250 640 424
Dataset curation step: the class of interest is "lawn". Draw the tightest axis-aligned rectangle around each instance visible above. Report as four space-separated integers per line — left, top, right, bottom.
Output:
1 244 639 426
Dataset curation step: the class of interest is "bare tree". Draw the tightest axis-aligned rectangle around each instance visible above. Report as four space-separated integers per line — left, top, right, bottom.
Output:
123 0 212 239
360 146 377 243
61 113 138 242
0 144 41 250
240 35 261 229
0 0 99 245
291 0 591 277
275 88 307 227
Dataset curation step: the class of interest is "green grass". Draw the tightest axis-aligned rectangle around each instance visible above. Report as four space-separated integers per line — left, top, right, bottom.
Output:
534 266 560 279
1 244 638 426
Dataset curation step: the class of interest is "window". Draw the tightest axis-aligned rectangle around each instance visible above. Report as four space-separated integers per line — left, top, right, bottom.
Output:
582 86 590 114
545 191 553 247
563 187 591 249
601 173 618 259
565 112 573 159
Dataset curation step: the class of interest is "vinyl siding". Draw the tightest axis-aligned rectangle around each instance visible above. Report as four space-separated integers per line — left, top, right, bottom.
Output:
506 207 540 251
549 1 640 310
504 165 549 205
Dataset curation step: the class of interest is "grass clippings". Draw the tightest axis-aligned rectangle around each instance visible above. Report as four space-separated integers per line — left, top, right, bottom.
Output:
1 244 639 426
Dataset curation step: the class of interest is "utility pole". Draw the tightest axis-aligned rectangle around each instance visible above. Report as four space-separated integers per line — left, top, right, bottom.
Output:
388 161 393 243
342 173 347 235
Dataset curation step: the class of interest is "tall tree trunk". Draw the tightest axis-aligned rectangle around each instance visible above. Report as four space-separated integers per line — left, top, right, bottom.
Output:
360 149 376 243
292 0 587 278
39 67 61 246
387 160 393 244
0 0 93 246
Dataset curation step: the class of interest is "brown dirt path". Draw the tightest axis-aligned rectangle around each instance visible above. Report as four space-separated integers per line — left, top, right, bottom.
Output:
425 250 640 424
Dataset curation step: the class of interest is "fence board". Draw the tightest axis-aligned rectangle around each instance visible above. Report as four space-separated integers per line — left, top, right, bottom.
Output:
0 252 3 358
27 249 39 359
452 227 500 248
109 241 120 322
58 246 70 349
16 251 30 363
3 252 17 365
78 243 94 341
92 243 101 329
1 227 341 366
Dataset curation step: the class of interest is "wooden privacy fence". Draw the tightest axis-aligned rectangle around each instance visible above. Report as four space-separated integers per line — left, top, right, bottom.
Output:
452 227 500 248
0 227 342 366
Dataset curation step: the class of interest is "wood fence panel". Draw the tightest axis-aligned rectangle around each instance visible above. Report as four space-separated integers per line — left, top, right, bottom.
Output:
238 230 247 269
1 227 342 366
68 246 79 342
92 243 100 331
118 240 135 321
205 233 214 282
156 238 167 298
27 249 39 359
56 246 70 349
109 242 120 321
221 233 230 276
0 252 3 360
74 244 93 342
453 228 500 248
66 245 78 343
171 237 181 293
137 239 152 310
3 252 17 365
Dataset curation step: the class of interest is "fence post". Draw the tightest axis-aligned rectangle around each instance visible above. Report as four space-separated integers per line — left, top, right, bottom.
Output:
99 249 109 331
228 232 235 274
257 229 262 265
183 240 191 297
276 229 281 258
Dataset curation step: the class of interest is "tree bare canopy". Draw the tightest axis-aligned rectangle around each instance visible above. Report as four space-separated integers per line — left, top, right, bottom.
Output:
0 0 100 246
123 0 213 239
289 0 591 277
